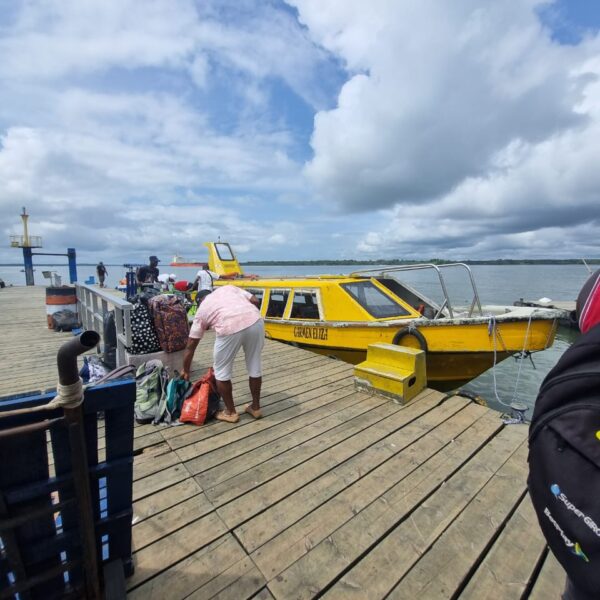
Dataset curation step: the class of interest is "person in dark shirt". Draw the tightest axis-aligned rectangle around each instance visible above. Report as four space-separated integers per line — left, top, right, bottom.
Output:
96 261 107 287
136 255 160 285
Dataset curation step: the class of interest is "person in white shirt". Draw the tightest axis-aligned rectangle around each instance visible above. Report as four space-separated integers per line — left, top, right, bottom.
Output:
193 265 238 291
157 273 177 291
194 265 220 291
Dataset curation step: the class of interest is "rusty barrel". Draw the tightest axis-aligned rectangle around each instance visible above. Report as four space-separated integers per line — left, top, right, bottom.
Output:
46 286 78 328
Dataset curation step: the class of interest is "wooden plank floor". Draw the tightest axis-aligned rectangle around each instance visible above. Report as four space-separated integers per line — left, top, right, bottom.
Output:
0 286 567 598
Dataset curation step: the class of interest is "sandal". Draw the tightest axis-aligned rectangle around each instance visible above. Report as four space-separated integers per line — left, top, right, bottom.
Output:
215 410 239 423
244 404 262 419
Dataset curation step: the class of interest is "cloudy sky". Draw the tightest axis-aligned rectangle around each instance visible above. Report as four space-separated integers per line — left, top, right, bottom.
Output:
1 0 599 264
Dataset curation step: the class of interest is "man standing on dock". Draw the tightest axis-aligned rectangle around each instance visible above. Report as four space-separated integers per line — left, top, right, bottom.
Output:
136 255 160 285
96 261 107 288
181 285 264 423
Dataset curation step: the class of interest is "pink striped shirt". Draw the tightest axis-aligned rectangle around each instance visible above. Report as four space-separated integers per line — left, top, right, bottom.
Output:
189 285 261 339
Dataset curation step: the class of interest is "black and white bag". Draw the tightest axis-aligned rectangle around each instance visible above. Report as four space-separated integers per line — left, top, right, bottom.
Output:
528 324 600 596
127 300 162 355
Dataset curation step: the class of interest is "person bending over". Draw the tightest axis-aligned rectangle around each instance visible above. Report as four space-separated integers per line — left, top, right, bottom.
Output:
181 285 264 423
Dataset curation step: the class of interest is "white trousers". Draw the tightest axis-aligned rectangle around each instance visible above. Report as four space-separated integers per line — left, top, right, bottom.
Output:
213 319 265 381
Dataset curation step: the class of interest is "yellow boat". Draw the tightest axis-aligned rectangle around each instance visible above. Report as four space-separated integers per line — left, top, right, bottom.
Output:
205 242 560 389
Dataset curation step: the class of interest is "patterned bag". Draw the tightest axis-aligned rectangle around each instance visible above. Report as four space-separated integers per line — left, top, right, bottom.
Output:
128 302 162 355
148 294 190 353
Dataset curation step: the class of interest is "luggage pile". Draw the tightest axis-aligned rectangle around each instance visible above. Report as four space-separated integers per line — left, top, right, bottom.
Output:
126 292 189 356
134 363 220 426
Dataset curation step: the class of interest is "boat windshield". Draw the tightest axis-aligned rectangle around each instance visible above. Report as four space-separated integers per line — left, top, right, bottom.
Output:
215 243 235 261
341 281 411 319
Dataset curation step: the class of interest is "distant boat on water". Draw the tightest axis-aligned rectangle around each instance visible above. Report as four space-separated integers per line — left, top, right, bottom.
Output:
169 254 206 268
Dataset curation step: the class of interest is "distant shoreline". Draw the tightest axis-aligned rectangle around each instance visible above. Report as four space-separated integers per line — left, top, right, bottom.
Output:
1 259 599 267
244 259 600 266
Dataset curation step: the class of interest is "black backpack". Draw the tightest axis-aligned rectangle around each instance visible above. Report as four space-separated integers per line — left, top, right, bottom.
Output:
528 324 600 596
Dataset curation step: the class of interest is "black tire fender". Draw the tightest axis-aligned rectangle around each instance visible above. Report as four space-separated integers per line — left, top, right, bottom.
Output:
392 327 428 352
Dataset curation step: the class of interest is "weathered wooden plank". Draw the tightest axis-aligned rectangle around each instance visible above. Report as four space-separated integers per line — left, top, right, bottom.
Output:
127 534 244 597
382 439 530 599
162 368 354 449
194 392 380 488
183 386 361 475
250 403 501 583
204 393 391 507
184 555 266 600
459 494 546 599
126 514 229 590
169 370 354 452
238 394 473 555
178 382 357 469
132 447 182 481
132 463 191 502
327 432 529 600
217 391 450 531
267 423 525 599
132 493 216 551
252 588 276 600
528 550 566 600
132 477 204 523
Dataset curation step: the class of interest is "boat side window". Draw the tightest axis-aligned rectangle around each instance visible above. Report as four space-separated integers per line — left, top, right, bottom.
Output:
290 291 320 320
247 288 265 311
215 243 234 261
266 289 290 318
341 281 412 318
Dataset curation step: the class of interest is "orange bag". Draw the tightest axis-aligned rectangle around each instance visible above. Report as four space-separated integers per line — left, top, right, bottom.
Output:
179 368 220 425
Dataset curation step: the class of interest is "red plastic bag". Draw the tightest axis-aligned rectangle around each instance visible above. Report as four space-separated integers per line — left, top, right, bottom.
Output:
179 368 220 425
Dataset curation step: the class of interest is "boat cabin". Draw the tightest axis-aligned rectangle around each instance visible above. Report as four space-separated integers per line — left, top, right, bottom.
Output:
206 241 483 323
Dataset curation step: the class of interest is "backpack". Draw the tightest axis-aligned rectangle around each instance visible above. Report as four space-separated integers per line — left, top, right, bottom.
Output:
528 324 600 596
179 368 221 426
164 376 191 423
134 360 169 424
148 294 189 353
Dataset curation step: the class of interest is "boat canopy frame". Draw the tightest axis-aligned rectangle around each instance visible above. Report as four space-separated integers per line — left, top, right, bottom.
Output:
349 263 483 319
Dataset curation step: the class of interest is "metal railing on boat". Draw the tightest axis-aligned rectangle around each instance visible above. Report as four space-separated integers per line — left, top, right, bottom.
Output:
350 262 483 318
75 284 132 367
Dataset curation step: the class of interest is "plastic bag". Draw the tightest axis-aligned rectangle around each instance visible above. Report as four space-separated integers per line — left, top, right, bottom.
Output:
180 368 220 426
52 309 81 332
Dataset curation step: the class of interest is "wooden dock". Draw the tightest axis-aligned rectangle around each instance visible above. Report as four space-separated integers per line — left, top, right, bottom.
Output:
0 286 567 598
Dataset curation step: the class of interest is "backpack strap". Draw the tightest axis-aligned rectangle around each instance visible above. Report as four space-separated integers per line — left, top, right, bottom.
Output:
88 364 136 387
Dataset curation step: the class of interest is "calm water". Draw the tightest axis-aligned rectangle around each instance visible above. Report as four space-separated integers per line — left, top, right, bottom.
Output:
1 263 590 416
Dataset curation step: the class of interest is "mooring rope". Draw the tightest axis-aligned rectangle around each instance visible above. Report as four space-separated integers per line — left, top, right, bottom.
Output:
511 312 533 404
488 313 536 424
47 378 84 408
488 315 510 408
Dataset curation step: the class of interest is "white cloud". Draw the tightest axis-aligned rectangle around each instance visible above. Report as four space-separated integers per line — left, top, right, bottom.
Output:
2 0 600 266
292 0 600 219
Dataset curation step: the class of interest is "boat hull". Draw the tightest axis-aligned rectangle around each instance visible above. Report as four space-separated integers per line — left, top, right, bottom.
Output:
264 316 558 388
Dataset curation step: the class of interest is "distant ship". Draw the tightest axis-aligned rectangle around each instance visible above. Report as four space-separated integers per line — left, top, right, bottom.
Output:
169 254 207 268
